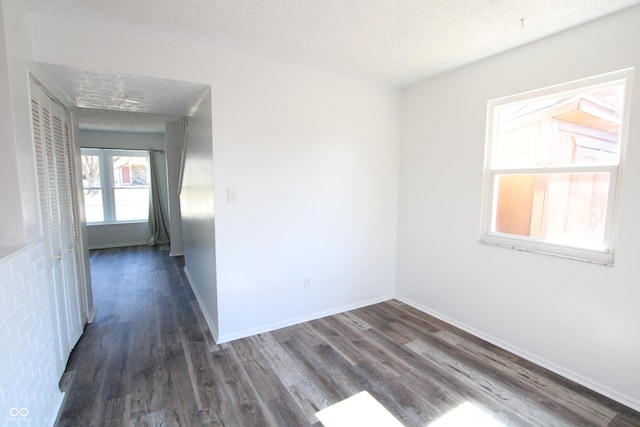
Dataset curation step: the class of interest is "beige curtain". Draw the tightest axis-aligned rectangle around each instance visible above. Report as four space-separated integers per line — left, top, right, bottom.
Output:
148 149 170 245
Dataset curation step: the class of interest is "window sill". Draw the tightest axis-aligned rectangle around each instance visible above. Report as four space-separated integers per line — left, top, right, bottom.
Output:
479 234 614 267
87 220 148 227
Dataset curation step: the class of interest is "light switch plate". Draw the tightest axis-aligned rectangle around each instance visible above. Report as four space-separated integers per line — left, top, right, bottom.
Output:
227 188 238 204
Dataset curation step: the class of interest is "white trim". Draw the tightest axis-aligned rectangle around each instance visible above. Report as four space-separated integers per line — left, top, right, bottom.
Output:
216 295 394 344
0 237 41 261
85 306 96 324
395 295 640 413
48 391 66 427
488 69 633 107
169 251 184 257
183 265 394 345
183 266 219 342
88 241 150 250
87 220 148 226
489 165 619 174
0 244 26 260
478 234 614 266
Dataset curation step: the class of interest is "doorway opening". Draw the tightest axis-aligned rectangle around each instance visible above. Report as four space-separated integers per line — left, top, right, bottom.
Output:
39 63 211 328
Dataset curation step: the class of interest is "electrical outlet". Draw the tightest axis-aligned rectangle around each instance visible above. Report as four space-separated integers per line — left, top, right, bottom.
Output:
304 277 311 290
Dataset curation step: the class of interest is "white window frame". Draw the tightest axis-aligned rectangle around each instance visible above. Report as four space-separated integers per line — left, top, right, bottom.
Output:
479 69 634 266
81 148 150 224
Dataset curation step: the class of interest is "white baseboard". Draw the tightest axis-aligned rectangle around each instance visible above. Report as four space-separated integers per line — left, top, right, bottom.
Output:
86 306 96 324
183 266 219 342
395 295 640 413
48 391 66 427
88 241 149 250
216 294 395 344
169 251 184 257
183 263 394 345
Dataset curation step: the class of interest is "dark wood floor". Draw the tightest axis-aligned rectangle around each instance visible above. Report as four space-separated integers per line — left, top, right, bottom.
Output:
55 245 640 426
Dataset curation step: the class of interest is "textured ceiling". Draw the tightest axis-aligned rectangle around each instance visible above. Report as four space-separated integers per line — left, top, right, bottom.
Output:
41 64 209 132
25 0 640 86
41 64 209 115
25 0 640 131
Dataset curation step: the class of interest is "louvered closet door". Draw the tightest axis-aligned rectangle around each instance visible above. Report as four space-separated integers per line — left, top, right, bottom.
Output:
51 101 83 348
32 96 65 370
35 90 70 370
30 80 84 373
63 111 85 332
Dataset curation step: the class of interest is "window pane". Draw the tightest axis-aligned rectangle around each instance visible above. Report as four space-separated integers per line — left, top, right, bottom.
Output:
81 154 101 188
114 188 149 221
112 155 149 187
492 172 610 250
492 84 624 169
83 189 104 222
112 154 150 222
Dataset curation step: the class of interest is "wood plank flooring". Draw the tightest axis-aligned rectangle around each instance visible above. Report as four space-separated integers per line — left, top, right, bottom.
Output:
54 245 640 426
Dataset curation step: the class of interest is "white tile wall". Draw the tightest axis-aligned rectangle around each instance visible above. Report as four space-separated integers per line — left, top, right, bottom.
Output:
0 240 64 426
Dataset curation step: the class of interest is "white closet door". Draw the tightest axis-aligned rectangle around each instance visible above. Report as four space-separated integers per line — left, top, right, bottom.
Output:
63 113 85 332
31 97 59 358
30 79 84 373
51 101 83 348
34 90 69 371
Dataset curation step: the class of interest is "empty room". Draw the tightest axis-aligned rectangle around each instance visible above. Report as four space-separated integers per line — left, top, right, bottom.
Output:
1 0 640 425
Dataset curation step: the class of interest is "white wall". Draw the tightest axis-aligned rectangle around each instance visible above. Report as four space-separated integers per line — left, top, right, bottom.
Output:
0 1 23 248
180 90 219 338
210 54 400 341
30 10 401 342
70 109 95 322
0 0 74 424
1 0 71 245
14 0 640 415
78 129 169 249
1 0 40 245
397 6 640 411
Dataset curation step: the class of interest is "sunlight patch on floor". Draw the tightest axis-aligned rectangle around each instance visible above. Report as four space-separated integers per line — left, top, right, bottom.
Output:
316 391 404 427
428 402 506 427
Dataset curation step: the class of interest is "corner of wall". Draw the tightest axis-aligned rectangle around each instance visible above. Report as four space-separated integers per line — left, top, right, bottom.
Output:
183 265 219 343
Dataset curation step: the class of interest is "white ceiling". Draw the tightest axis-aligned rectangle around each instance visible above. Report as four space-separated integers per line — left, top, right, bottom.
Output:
25 0 640 86
23 0 640 131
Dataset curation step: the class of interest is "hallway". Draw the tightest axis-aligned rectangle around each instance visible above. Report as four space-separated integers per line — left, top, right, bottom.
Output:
55 245 214 425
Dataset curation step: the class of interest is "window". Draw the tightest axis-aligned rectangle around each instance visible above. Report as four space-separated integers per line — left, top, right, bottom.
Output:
480 69 633 265
81 148 150 223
